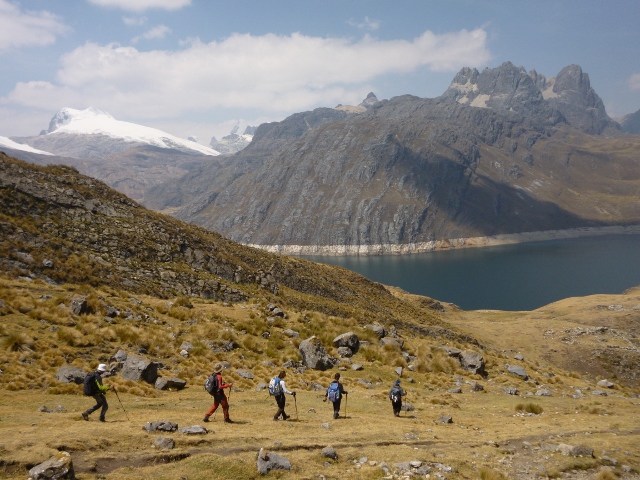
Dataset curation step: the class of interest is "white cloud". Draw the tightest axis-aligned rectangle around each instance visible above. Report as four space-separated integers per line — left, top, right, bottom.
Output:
347 16 380 31
629 73 640 91
88 0 191 12
123 16 147 26
0 0 70 51
132 24 171 43
3 29 490 122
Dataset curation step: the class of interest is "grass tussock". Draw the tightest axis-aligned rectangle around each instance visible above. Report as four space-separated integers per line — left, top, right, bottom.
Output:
515 402 543 414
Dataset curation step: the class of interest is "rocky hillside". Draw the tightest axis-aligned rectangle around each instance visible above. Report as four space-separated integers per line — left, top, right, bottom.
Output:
620 108 640 134
145 63 640 251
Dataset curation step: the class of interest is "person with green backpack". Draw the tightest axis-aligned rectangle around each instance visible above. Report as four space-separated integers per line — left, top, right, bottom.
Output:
82 364 111 422
324 372 347 419
269 370 296 421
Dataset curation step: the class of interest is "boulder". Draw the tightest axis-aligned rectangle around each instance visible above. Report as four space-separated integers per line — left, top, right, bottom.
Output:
178 425 208 435
29 451 75 479
394 366 403 377
447 387 462 394
111 350 128 363
333 332 360 353
460 351 485 375
298 336 337 371
155 377 187 390
283 329 299 338
503 386 519 395
506 364 528 380
153 437 175 449
143 420 178 433
55 366 86 384
351 364 363 371
380 337 404 349
257 448 292 474
121 354 159 384
237 369 254 379
321 446 338 460
535 389 552 396
439 414 453 424
597 379 614 389
514 353 525 361
179 341 194 352
337 346 353 357
442 346 462 358
400 402 415 411
469 381 484 391
368 322 386 338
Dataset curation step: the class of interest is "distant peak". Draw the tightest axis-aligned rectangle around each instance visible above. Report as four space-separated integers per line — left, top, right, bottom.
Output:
48 107 114 133
360 92 379 108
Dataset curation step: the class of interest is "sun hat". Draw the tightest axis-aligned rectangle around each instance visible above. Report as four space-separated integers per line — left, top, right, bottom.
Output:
213 363 223 373
97 364 107 372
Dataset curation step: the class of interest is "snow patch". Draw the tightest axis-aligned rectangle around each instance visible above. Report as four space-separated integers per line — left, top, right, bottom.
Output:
470 94 491 108
47 107 220 156
0 136 53 155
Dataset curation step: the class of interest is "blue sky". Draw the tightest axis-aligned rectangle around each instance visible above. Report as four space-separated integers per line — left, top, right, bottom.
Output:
1 0 639 144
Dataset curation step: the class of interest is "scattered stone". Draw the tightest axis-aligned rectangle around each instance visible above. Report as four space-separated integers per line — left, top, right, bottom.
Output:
592 389 608 396
367 322 386 338
308 408 316 413
54 366 86 384
283 329 299 338
321 423 331 429
236 369 254 379
143 420 178 433
536 389 552 396
404 433 419 440
514 353 524 361
155 377 187 390
153 436 175 449
351 364 363 371
179 341 194 352
380 337 404 349
321 446 338 460
298 336 337 370
178 425 208 435
38 405 66 413
70 296 89 315
111 350 128 363
262 360 276 368
359 457 368 464
358 378 373 389
460 351 485 375
28 451 74 480
394 366 403 377
438 414 453 424
597 379 614 389
447 387 462 394
400 402 415 411
558 444 594 457
409 460 422 468
333 332 360 353
309 381 325 391
469 381 484 391
179 350 189 358
256 382 268 391
506 364 528 380
502 386 518 395
42 259 54 268
602 456 618 466
121 354 159 384
257 448 292 474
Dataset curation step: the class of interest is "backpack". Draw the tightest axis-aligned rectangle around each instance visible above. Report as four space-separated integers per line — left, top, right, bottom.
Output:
389 386 402 403
205 373 219 395
83 372 99 396
268 377 282 396
327 382 341 402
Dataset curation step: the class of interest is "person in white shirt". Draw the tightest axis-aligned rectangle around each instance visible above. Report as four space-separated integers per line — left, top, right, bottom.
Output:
273 370 296 420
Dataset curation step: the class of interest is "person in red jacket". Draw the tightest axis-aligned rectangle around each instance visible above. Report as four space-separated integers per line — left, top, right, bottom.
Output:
203 363 234 423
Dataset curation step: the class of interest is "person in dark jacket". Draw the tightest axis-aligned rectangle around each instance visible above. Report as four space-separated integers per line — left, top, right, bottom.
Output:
389 379 406 417
273 370 296 421
203 363 234 423
324 372 348 419
82 364 111 422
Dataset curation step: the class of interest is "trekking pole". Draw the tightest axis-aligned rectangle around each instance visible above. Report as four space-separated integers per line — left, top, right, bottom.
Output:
294 393 298 420
112 387 130 421
344 393 348 419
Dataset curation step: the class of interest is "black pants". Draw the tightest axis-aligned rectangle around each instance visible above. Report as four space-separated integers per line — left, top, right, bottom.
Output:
332 398 342 417
274 393 287 419
87 394 108 419
392 399 402 416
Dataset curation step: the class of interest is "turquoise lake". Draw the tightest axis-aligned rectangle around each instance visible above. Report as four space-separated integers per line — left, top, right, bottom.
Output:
304 235 640 311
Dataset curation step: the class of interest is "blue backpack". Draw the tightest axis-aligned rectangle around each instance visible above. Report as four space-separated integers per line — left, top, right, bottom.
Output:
327 382 340 402
269 377 282 395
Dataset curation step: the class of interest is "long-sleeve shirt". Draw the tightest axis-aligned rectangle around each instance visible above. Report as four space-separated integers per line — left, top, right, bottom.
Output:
278 379 294 395
325 381 347 398
95 373 109 393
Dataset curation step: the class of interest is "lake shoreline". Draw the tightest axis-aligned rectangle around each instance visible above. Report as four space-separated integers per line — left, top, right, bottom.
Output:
246 224 640 256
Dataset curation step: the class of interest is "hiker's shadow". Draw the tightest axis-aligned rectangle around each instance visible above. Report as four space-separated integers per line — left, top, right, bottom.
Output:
230 420 251 425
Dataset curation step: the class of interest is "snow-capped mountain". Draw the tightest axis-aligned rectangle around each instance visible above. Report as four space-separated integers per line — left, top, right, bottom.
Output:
0 136 53 155
209 124 257 154
11 107 220 159
46 107 220 156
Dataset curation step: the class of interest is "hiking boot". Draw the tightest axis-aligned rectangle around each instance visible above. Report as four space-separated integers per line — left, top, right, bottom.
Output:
282 414 290 420
224 418 234 424
334 412 339 419
99 417 106 422
203 415 210 423
82 412 89 421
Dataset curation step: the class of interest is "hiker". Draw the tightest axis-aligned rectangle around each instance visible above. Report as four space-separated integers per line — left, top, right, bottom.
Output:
389 379 406 417
203 363 234 423
324 372 347 419
270 370 296 421
82 364 111 422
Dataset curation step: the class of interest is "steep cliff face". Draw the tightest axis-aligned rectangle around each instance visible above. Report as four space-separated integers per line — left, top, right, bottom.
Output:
143 63 640 250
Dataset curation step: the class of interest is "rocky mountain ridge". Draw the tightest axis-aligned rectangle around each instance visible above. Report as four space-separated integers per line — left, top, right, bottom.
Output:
145 63 640 250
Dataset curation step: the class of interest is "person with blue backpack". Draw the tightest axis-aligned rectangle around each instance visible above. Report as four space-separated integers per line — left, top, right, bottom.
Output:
324 373 347 419
82 364 111 422
269 370 296 421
